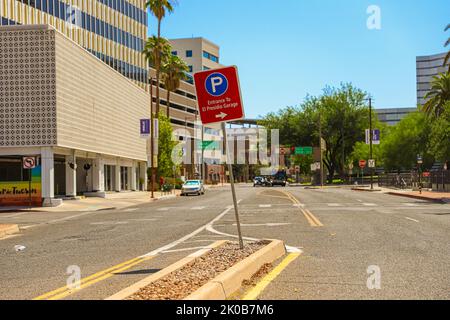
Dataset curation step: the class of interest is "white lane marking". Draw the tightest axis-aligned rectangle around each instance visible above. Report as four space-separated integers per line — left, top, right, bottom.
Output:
0 211 31 218
356 200 363 203
90 221 129 226
46 211 95 224
259 205 272 208
404 203 419 207
157 208 171 211
233 223 292 227
327 203 342 207
141 200 243 257
363 203 377 207
405 217 420 223
191 206 206 210
124 208 138 212
293 204 305 208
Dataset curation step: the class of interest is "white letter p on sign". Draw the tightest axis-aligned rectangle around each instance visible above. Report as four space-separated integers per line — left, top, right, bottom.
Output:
211 77 223 93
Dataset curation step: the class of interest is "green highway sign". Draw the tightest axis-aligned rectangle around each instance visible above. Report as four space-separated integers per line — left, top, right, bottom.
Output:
295 147 313 155
198 140 219 150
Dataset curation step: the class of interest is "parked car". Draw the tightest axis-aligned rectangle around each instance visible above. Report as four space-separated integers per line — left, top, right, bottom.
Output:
181 180 205 196
253 176 271 187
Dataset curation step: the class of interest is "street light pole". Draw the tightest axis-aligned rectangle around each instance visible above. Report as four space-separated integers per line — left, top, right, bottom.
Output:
319 112 324 188
369 97 374 190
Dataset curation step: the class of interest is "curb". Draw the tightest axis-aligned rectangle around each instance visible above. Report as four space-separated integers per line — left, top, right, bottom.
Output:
185 240 286 300
105 240 227 300
0 224 20 239
386 192 448 204
351 188 382 192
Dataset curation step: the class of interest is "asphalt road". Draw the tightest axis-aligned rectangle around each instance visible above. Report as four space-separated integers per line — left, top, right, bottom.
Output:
0 186 449 300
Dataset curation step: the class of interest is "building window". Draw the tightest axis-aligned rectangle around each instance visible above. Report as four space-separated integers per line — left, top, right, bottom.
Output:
203 51 219 63
188 65 193 73
172 51 178 56
186 50 193 58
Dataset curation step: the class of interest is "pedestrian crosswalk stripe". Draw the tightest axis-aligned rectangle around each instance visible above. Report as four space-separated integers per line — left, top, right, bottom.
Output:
363 203 377 206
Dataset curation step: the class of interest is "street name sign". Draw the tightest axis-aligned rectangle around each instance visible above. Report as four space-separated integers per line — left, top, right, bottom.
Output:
194 66 244 125
295 147 313 155
23 157 36 169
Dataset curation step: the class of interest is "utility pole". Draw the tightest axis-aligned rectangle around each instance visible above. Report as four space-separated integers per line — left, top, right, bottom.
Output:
369 97 374 190
319 112 324 188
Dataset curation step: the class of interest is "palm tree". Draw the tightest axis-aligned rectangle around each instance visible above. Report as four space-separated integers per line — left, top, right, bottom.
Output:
423 72 450 118
445 24 450 72
162 55 189 118
146 0 175 117
142 36 171 114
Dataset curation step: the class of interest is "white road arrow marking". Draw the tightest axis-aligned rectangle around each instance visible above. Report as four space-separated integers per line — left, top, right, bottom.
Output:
215 112 227 119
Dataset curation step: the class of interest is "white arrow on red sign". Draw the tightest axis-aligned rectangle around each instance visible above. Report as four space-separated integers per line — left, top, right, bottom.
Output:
215 112 227 120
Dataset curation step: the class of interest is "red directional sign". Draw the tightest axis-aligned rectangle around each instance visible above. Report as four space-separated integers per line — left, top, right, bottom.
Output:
193 66 245 125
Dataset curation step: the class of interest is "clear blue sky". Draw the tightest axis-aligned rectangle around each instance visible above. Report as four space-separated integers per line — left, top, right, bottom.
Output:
148 0 450 118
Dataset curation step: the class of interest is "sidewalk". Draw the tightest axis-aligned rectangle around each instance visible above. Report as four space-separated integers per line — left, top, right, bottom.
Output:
0 191 180 213
351 185 450 203
385 190 450 204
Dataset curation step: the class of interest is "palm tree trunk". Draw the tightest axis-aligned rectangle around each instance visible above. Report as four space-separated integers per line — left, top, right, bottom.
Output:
166 90 171 118
155 19 162 116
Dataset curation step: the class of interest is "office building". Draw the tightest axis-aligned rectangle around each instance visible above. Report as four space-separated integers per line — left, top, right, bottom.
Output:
0 0 148 87
169 37 223 73
0 24 150 206
417 52 449 106
375 108 417 126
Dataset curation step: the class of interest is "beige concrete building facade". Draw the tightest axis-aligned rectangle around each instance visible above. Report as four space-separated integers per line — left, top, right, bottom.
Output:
169 37 223 73
0 25 149 206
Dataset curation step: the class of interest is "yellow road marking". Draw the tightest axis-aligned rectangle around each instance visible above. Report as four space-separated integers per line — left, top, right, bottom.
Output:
34 256 154 300
242 253 301 300
303 209 323 227
281 191 323 227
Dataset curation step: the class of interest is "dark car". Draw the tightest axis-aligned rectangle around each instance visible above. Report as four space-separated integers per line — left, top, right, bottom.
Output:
271 172 287 187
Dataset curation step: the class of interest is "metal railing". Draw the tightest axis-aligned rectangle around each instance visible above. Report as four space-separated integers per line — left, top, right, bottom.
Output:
378 172 432 189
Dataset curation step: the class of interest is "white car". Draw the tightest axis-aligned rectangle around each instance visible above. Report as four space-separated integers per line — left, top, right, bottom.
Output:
181 180 205 196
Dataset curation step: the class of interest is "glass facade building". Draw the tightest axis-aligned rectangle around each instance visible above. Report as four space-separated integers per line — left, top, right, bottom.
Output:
1 0 148 87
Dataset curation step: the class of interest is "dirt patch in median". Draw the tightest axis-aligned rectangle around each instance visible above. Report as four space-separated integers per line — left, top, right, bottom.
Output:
127 241 270 300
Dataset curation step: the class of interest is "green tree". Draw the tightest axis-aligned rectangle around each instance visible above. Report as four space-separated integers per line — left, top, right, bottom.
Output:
145 0 175 117
157 113 177 178
381 112 433 171
429 102 450 162
146 0 174 38
303 84 371 182
423 72 450 118
162 54 189 118
350 123 389 170
143 36 172 115
259 84 373 183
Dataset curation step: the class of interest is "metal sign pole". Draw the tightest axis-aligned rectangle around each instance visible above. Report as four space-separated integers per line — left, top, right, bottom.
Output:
222 122 244 249
29 168 32 210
